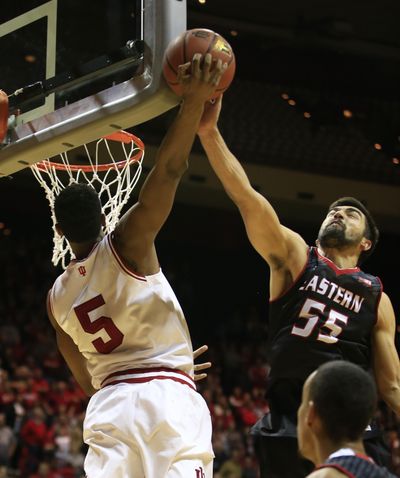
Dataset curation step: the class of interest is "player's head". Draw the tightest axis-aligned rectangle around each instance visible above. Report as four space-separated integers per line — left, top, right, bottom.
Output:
317 197 379 265
54 183 104 243
297 361 377 463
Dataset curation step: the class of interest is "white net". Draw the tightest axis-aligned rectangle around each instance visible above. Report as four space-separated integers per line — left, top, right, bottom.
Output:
30 131 144 269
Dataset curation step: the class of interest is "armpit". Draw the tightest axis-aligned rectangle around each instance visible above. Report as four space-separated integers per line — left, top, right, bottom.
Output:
268 253 287 270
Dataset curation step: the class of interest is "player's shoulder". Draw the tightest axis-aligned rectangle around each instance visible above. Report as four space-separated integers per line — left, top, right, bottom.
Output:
308 467 347 478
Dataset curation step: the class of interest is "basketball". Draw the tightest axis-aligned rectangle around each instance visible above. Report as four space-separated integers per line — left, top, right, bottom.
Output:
162 28 236 100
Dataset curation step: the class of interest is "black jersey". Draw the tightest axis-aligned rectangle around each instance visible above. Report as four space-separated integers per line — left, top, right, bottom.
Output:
268 247 382 385
264 247 382 425
317 449 397 477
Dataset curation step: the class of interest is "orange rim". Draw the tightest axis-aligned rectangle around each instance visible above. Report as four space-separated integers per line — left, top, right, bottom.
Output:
0 90 9 143
34 131 144 172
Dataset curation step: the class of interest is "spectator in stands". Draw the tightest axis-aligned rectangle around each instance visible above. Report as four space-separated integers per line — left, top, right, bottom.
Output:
0 412 16 470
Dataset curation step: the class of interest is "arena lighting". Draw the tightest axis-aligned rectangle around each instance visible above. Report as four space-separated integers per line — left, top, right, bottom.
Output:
24 54 36 63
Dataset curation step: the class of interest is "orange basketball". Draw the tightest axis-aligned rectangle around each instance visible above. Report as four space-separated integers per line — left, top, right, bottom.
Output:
162 28 236 100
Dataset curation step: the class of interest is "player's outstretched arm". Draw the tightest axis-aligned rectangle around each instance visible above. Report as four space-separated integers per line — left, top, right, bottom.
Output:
372 292 400 416
197 96 307 288
47 291 96 397
113 54 227 268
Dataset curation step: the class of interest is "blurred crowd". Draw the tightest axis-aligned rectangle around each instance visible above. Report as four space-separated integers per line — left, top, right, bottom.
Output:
0 230 399 477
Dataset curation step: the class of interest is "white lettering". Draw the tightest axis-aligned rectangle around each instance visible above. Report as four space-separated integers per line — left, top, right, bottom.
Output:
333 287 345 304
327 283 338 299
299 275 366 314
317 278 330 295
351 295 364 313
340 290 353 308
304 275 319 292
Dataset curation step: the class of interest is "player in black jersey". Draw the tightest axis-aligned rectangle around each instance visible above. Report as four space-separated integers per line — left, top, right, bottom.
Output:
197 96 400 477
298 361 397 478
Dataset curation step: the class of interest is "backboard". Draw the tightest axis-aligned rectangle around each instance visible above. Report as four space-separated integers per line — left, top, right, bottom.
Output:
0 0 186 176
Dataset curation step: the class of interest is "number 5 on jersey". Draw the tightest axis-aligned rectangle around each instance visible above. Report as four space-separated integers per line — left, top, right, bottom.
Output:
74 295 124 354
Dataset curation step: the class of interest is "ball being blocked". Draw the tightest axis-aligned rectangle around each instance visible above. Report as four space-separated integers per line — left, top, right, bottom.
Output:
162 28 236 100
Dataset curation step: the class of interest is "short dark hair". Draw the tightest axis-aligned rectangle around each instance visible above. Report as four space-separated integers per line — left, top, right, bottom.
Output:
328 197 379 265
309 361 377 442
54 183 102 243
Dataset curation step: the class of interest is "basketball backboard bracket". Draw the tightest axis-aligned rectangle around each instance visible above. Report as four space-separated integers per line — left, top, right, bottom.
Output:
0 0 186 177
8 39 145 118
0 0 58 125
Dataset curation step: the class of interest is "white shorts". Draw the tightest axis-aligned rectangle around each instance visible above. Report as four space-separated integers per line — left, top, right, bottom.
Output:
83 376 214 478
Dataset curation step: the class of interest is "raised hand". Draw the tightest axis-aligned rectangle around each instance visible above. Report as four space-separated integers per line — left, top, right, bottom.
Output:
177 53 227 103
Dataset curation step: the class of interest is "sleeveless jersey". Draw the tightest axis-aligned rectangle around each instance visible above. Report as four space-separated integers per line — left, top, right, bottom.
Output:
316 448 397 477
49 234 194 390
268 247 382 385
262 247 382 435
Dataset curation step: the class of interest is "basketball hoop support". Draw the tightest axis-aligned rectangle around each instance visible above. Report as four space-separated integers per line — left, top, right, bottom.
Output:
0 0 186 177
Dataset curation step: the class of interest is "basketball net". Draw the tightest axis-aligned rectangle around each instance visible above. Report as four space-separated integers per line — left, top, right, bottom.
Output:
30 131 145 269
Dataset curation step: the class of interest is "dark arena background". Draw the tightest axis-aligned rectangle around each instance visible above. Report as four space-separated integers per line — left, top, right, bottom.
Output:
0 1 400 477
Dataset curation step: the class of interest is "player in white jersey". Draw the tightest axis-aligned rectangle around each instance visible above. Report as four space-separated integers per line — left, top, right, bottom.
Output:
46 53 227 478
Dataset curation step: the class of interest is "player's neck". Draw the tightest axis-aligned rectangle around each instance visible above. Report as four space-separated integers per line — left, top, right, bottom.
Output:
70 232 103 260
70 241 97 260
317 246 359 269
315 437 366 464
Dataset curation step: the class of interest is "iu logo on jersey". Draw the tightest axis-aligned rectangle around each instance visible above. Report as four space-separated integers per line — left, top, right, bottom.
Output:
195 467 205 478
78 266 87 277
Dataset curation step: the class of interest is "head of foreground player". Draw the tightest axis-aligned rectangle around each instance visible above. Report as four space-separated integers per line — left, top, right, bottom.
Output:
297 360 377 466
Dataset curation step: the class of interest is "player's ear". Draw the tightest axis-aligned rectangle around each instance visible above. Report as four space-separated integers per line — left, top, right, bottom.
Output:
315 239 320 247
306 401 316 427
360 237 372 252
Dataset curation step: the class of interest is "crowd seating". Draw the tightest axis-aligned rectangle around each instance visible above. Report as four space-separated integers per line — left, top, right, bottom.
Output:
0 225 399 477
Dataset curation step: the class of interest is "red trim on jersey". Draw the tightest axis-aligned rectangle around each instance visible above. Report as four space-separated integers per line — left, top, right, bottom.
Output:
101 366 193 384
269 247 311 303
374 276 383 326
103 375 196 391
316 248 360 275
316 464 356 478
355 452 374 463
107 234 147 281
101 367 196 391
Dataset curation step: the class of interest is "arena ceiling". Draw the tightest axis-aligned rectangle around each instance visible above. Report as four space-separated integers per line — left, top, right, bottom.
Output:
1 0 400 234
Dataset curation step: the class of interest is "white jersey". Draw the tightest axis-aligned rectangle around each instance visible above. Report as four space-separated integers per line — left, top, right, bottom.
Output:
49 234 194 390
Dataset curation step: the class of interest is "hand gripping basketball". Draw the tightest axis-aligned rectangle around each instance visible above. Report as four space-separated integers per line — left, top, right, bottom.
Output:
163 28 236 100
176 52 227 101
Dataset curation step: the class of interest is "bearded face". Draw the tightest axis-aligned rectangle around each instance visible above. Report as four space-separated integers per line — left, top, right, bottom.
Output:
317 207 366 250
